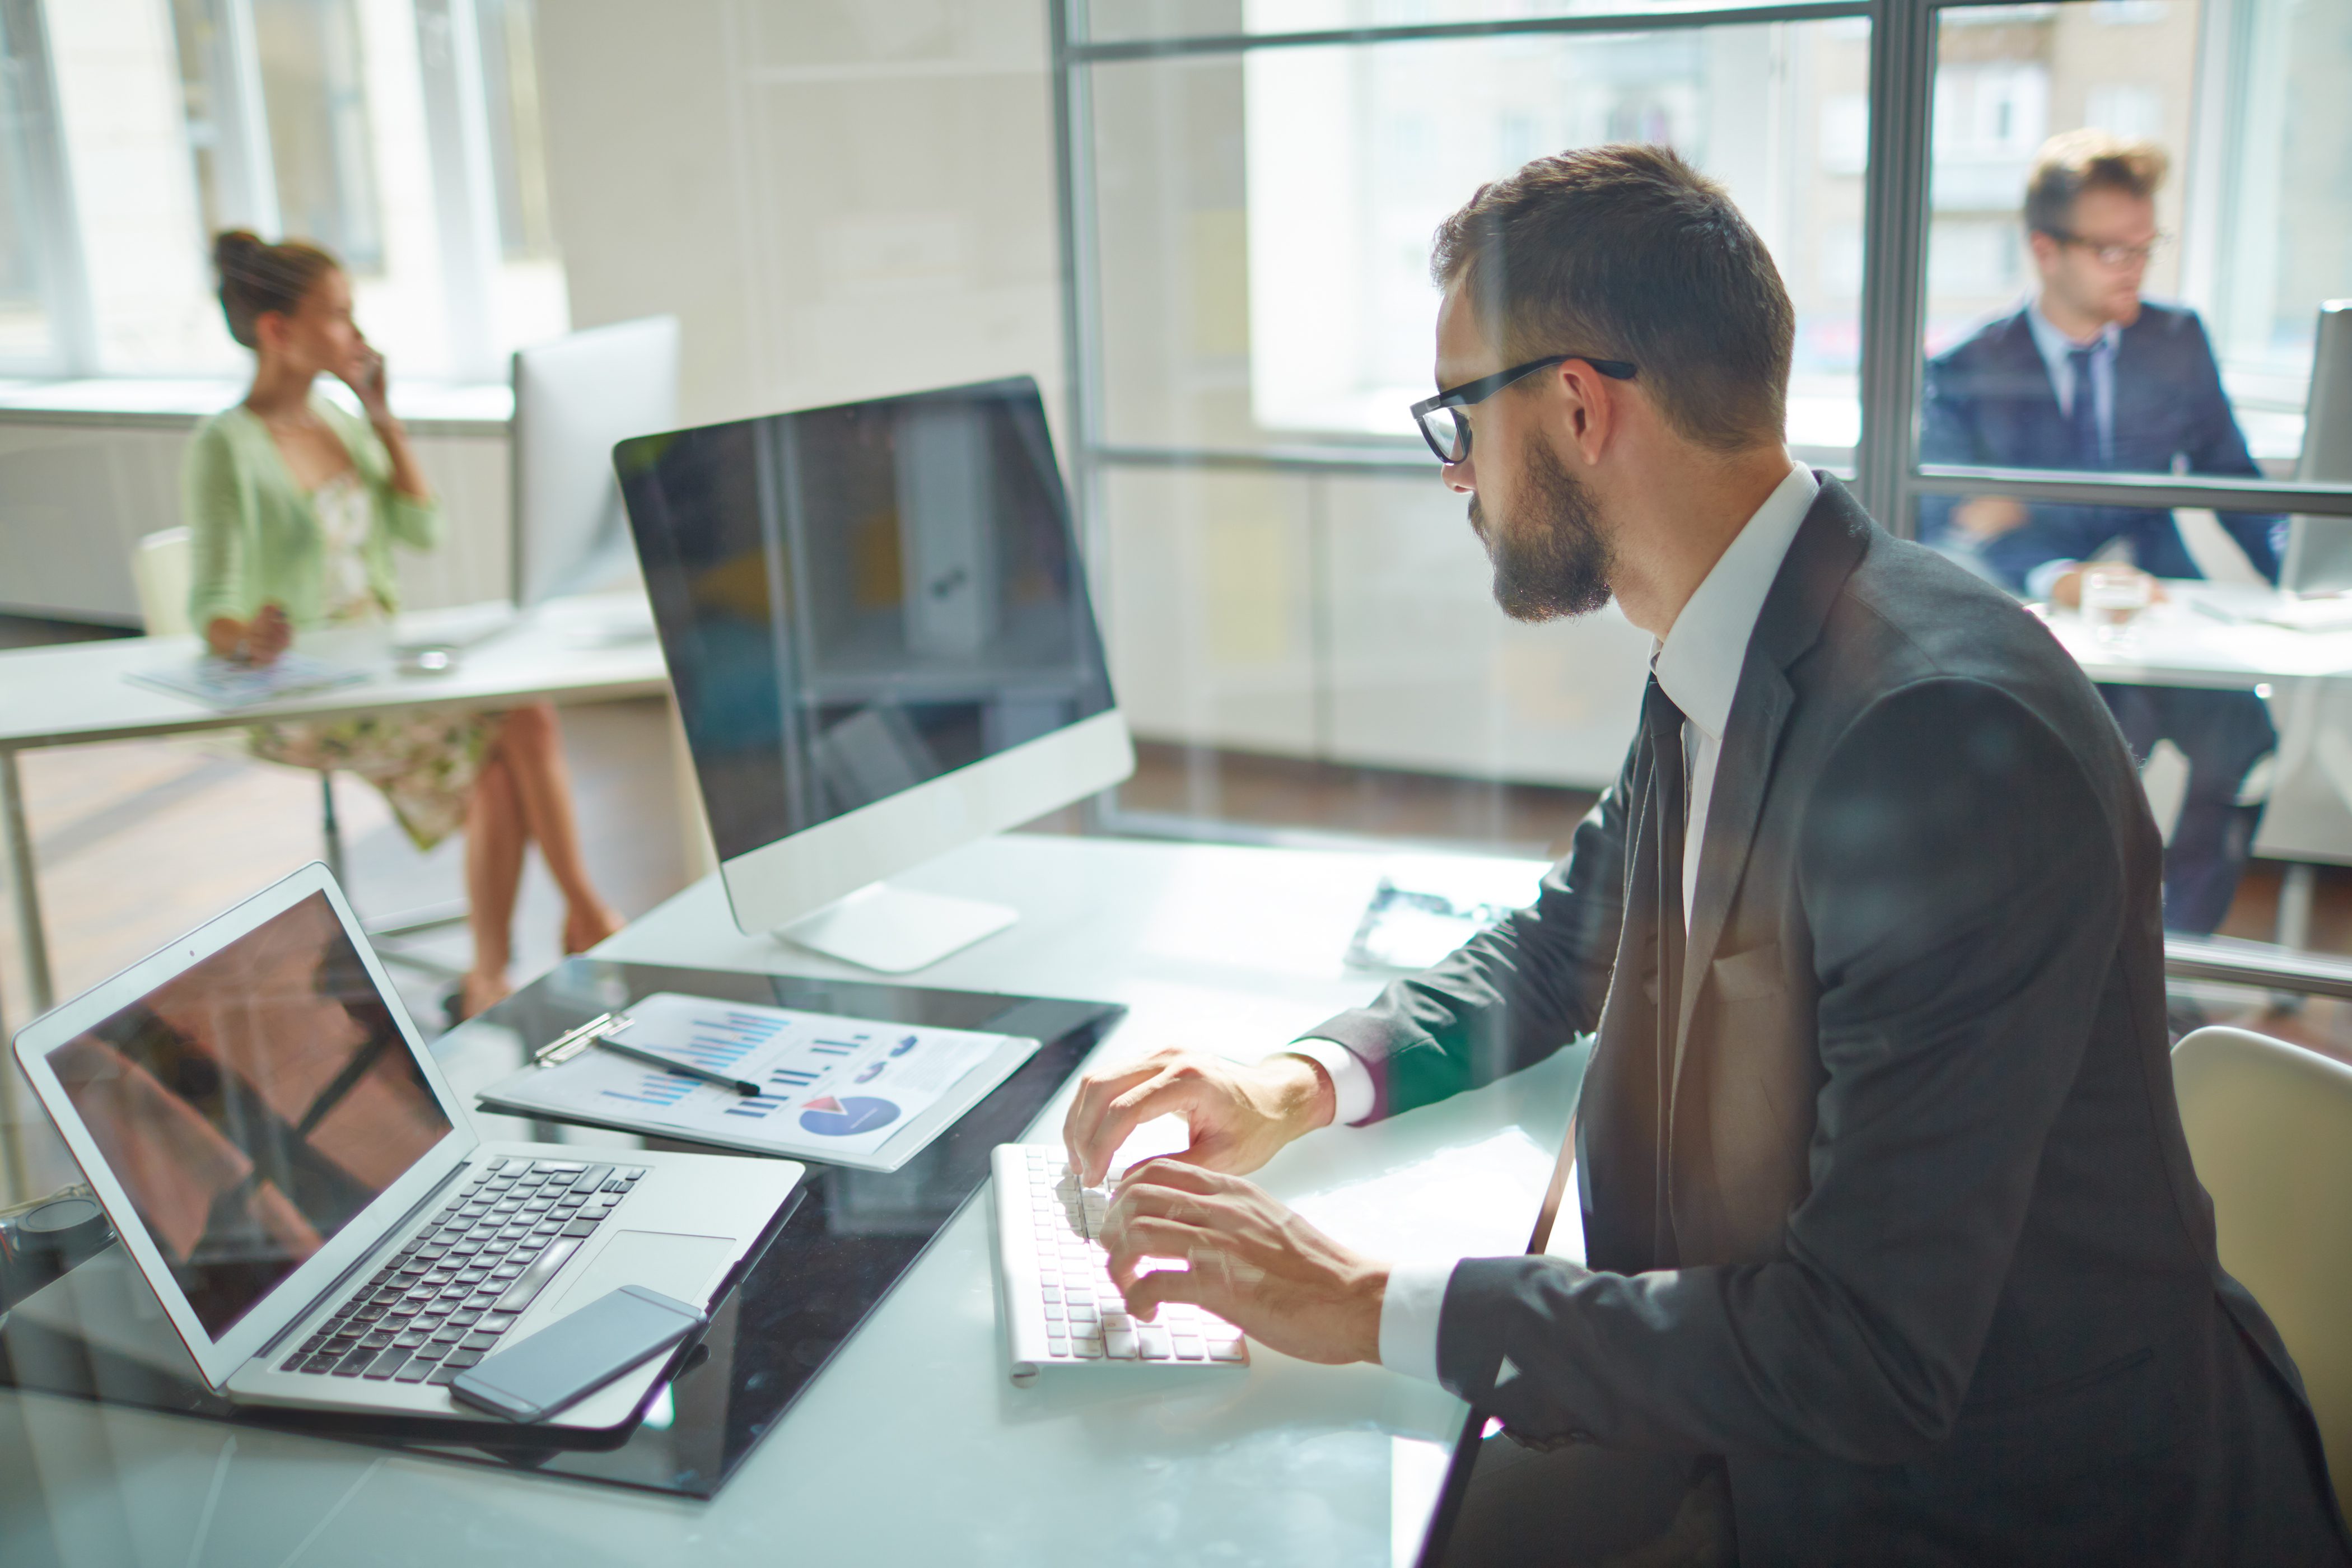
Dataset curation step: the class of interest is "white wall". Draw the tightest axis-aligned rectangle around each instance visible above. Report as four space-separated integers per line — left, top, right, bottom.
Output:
0 414 510 624
531 0 1066 432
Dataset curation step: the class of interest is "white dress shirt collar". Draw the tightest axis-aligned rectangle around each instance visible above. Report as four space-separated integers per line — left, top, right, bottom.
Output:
1651 463 1820 746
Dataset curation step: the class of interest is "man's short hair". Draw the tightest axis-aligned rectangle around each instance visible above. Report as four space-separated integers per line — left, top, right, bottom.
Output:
1429 144 1793 455
2024 129 2169 236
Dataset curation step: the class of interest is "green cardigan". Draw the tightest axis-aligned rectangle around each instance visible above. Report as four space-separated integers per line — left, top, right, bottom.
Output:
183 397 443 632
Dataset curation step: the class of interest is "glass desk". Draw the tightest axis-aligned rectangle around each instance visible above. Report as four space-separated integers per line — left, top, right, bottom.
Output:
0 957 1122 1498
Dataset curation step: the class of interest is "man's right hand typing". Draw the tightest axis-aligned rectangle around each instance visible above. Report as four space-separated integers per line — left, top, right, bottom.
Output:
1061 1047 1337 1188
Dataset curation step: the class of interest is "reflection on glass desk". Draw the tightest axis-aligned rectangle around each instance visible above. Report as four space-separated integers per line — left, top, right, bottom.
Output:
0 958 1122 1499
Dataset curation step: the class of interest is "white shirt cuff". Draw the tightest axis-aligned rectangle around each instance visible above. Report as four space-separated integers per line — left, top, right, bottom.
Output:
1278 1037 1376 1127
1378 1259 1455 1385
2025 558 2078 604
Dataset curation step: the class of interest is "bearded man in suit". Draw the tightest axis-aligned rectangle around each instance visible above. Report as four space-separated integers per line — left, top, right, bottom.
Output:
1066 145 2348 1566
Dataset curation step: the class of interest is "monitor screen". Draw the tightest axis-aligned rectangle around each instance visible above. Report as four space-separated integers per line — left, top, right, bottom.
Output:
617 376 1117 863
45 893 452 1340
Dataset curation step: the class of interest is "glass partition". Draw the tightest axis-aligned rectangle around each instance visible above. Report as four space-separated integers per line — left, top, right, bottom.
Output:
1090 17 1869 470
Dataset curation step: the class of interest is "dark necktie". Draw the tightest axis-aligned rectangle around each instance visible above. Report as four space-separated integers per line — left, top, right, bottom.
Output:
1644 678 1687 1262
1525 679 1689 1261
2067 343 2104 470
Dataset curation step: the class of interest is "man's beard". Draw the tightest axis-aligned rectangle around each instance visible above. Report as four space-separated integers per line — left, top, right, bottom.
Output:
1471 437 1614 623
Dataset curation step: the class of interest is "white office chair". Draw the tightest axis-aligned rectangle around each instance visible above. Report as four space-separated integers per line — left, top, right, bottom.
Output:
2172 1024 2352 1508
130 528 465 984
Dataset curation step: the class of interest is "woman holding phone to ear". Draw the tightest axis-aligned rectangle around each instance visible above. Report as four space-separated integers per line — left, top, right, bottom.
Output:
186 231 623 1019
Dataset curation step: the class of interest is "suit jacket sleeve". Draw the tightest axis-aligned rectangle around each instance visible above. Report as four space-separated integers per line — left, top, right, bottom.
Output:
1432 677 2127 1462
1300 741 1636 1123
1920 343 2115 592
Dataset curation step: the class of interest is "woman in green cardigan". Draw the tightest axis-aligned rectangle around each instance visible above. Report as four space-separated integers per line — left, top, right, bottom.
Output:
188 231 621 1019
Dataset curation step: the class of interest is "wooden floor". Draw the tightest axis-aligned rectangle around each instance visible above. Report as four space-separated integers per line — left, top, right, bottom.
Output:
8 626 2352 1195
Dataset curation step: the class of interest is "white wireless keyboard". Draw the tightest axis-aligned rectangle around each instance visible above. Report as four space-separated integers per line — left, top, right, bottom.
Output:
991 1144 1248 1382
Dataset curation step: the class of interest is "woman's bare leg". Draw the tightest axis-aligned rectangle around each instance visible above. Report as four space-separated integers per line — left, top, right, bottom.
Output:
461 751 526 1017
492 703 623 952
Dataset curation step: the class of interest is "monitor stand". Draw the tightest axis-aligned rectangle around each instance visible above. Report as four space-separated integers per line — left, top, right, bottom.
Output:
777 884 1018 974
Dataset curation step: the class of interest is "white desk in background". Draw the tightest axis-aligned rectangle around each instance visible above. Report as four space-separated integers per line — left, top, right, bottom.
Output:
0 833 1581 1568
0 590 682 1201
2040 580 2352 946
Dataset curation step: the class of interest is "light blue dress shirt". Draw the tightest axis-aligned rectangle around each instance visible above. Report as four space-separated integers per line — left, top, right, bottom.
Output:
2019 299 2124 600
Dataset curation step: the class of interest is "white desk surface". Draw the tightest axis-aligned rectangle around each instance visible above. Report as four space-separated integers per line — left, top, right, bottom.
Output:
1 833 1588 1568
2040 581 2352 692
0 596 669 751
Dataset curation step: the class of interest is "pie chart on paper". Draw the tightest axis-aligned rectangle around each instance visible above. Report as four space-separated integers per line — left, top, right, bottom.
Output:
798 1094 900 1137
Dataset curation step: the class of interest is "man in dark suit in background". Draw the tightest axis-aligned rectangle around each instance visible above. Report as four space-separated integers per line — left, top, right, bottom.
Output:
1921 130 2280 934
1064 146 2348 1565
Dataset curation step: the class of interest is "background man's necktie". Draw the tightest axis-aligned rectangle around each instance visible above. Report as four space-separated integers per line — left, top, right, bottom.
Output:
2067 343 2104 470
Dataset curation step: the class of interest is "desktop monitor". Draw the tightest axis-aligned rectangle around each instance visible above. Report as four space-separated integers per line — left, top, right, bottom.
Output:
613 374 1133 972
511 315 681 608
2279 300 2352 595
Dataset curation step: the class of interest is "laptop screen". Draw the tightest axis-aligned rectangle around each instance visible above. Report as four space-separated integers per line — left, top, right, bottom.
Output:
45 892 452 1340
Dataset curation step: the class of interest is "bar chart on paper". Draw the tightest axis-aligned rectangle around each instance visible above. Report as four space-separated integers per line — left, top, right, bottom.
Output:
475 992 1040 1170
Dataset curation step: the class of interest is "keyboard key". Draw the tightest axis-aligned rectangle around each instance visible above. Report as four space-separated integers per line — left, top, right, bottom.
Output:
461 1332 501 1351
561 1219 599 1238
395 1360 437 1383
393 1331 428 1348
444 1349 484 1369
478 1314 517 1333
1206 1341 1247 1362
360 1330 396 1350
363 1348 411 1380
1042 1303 1065 1321
428 1365 463 1386
1137 1327 1172 1360
301 1352 342 1374
1172 1337 1206 1360
1072 1341 1105 1359
411 1340 450 1361
1103 1330 1138 1360
493 1237 581 1312
332 1347 375 1376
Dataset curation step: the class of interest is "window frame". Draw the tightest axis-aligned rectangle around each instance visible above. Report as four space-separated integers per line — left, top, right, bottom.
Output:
1047 0 2352 578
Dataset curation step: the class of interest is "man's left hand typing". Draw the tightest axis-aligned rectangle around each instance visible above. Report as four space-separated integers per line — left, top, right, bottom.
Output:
1098 1159 1389 1366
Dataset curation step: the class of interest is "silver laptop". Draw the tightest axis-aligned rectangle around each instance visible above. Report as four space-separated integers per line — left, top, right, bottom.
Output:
10 862 802 1429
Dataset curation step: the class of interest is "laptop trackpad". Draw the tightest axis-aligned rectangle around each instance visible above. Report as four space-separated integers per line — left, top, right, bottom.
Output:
547 1230 734 1317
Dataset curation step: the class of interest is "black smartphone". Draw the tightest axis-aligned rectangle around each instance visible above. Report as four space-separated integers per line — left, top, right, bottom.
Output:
450 1285 707 1423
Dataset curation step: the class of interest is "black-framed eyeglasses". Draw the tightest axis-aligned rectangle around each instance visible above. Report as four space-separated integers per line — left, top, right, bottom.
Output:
1408 353 1639 464
2037 228 2171 269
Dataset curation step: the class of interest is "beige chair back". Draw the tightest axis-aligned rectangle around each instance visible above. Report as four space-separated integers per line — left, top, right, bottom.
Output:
2173 1024 2352 1506
132 528 194 637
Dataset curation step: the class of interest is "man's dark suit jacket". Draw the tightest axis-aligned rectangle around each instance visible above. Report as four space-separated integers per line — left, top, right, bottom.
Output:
1917 301 2280 591
1307 478 2348 1565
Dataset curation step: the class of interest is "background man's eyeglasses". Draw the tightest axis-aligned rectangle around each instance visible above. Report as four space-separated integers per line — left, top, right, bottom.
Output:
1409 353 1639 464
2039 228 2171 268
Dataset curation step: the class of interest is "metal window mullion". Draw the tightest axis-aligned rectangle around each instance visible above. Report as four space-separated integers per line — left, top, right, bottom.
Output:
0 0 92 375
1855 0 1933 533
1066 0 1871 64
1911 466 2352 518
213 0 283 237
412 0 503 382
1052 0 1124 833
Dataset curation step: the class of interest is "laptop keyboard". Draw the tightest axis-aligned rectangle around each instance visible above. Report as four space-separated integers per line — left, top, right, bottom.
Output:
278 1157 647 1387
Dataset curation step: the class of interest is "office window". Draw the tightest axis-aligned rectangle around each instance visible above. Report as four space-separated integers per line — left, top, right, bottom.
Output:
5 0 567 381
1922 0 2352 465
251 0 384 273
1094 18 1868 465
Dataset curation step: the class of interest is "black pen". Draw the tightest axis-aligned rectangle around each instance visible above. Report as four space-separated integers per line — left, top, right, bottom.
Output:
591 1034 761 1095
